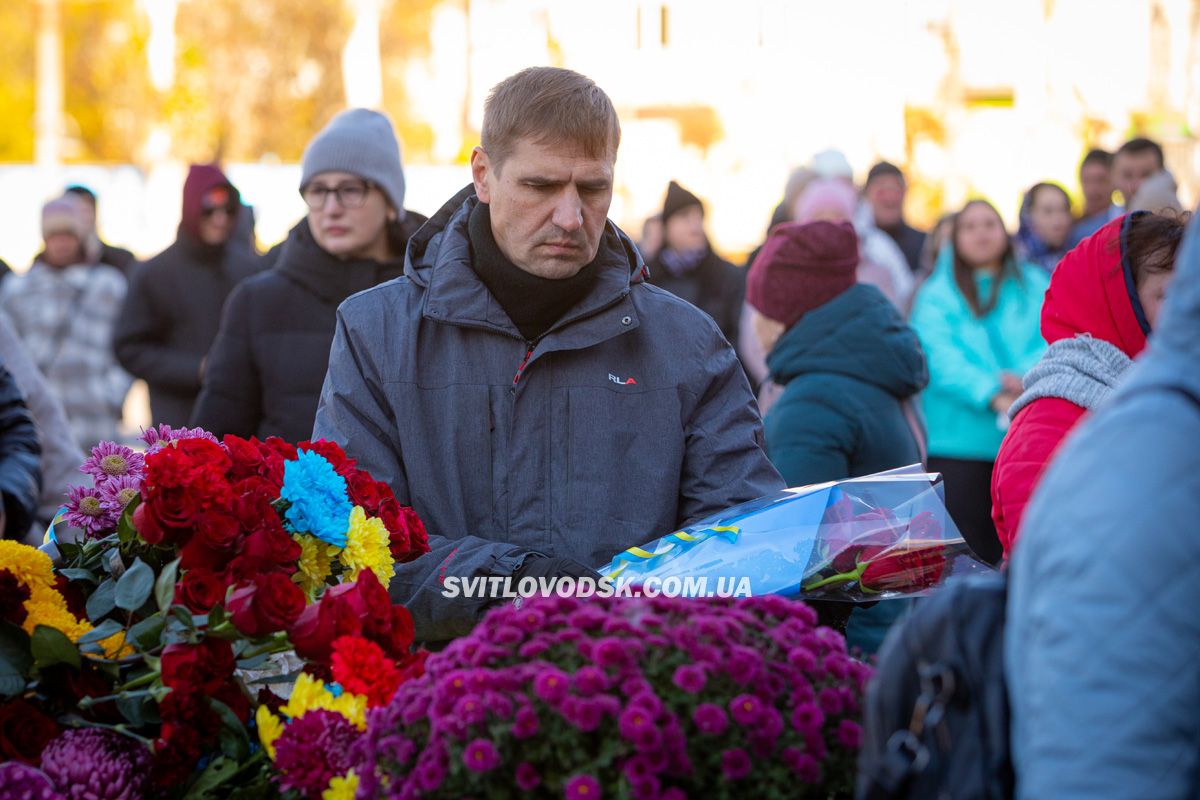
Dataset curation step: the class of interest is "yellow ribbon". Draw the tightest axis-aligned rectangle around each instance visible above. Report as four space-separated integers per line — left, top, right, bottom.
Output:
605 525 741 579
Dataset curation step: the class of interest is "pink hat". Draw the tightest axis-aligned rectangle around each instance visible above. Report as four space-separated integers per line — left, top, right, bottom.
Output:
792 178 859 224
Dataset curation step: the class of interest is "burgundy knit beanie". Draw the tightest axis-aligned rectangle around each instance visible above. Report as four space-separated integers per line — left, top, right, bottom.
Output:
746 220 859 329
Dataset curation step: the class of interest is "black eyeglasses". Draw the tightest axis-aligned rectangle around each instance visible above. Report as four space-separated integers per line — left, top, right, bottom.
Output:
301 180 373 210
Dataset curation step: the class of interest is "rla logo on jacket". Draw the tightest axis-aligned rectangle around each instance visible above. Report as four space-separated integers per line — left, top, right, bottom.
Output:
608 373 637 386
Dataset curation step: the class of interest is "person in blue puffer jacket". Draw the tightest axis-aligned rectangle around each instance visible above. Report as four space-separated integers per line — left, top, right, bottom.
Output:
1006 206 1200 799
908 200 1049 564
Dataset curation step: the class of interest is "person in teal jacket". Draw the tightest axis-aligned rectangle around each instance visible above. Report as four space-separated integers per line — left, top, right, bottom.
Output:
909 199 1049 564
747 219 929 654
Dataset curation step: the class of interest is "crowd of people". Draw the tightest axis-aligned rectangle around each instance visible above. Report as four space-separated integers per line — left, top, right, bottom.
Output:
0 64 1195 795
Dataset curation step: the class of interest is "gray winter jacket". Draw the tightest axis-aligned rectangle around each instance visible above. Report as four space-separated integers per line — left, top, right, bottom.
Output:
314 187 784 642
1006 203 1200 798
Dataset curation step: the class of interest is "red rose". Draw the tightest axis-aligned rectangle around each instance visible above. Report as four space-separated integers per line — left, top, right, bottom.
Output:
179 532 233 573
175 568 228 613
260 436 298 463
161 639 235 696
346 470 384 511
228 573 306 637
860 544 947 593
382 503 429 563
298 439 355 474
907 511 943 540
132 500 169 545
227 525 300 583
0 699 59 764
194 512 241 552
0 570 30 625
287 589 365 665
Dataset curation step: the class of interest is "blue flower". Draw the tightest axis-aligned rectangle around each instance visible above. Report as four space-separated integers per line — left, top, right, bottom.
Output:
280 450 353 547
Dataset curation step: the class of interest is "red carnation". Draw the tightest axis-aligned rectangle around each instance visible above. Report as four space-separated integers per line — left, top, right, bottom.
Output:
228 572 307 637
330 635 403 707
298 439 355 475
174 568 228 613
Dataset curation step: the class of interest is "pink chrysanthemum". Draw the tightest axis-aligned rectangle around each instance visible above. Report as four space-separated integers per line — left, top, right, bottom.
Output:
272 710 358 800
140 424 221 454
98 474 142 515
80 442 145 482
64 484 118 537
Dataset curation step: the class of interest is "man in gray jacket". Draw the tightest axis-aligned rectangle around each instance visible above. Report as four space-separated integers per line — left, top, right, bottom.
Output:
314 67 783 643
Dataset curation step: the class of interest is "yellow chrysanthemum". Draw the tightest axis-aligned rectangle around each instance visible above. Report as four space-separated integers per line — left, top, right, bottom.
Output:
22 599 91 642
293 534 338 598
257 705 284 761
323 770 359 800
0 540 56 590
97 631 134 660
339 506 394 584
280 672 368 730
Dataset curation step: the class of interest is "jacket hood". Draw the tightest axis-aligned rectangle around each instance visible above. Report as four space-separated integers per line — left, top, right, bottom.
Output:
1009 335 1134 418
404 185 645 336
766 282 928 399
1041 213 1147 358
180 164 238 242
276 213 425 306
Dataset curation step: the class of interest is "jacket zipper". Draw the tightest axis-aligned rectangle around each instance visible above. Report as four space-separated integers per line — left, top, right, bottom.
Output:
513 343 535 385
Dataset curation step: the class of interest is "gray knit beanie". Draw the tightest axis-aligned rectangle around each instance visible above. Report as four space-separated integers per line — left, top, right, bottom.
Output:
301 108 406 220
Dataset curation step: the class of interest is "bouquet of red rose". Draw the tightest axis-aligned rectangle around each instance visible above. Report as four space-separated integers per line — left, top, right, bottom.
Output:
0 425 431 799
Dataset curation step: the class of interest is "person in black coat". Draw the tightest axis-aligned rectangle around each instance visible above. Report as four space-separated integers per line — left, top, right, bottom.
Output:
113 165 262 427
0 361 42 540
191 108 425 443
645 181 743 346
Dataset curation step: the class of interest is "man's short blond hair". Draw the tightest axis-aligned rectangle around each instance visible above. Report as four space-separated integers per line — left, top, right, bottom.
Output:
481 67 621 170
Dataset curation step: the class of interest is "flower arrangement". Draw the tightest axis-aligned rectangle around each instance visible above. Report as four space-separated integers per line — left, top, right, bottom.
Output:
355 593 871 799
0 426 431 799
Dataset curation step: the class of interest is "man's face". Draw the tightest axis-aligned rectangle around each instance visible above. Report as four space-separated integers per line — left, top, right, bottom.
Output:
865 174 906 229
1079 162 1112 212
198 187 236 246
664 205 706 252
471 137 614 279
1113 151 1159 205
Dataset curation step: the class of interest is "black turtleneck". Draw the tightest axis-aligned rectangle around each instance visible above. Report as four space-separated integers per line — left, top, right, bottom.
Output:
467 202 600 342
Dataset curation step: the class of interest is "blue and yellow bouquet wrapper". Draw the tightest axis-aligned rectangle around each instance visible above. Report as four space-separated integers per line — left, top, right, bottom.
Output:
596 465 993 601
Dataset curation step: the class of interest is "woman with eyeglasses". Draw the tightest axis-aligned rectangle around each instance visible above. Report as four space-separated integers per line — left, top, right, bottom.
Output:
114 164 262 429
191 109 426 443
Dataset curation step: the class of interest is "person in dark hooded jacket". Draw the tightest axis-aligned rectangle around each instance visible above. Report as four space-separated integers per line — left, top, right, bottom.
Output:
191 109 425 443
646 181 744 345
992 211 1185 555
0 361 42 540
113 165 261 427
747 219 928 653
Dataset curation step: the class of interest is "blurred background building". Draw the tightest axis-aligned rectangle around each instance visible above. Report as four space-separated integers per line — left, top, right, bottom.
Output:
1 0 1197 267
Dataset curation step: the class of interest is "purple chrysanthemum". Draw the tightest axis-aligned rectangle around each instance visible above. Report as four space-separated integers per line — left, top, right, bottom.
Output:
837 719 863 750
720 748 752 781
532 667 569 704
462 738 501 773
40 728 150 800
511 706 539 739
0 761 62 800
561 696 605 733
515 761 540 791
592 636 628 669
818 686 845 716
273 710 358 799
785 747 822 782
573 666 610 696
728 693 764 727
80 442 145 482
564 773 601 799
629 775 661 800
618 706 656 741
692 703 728 736
671 664 706 694
791 702 825 736
140 423 221 454
64 484 118 537
787 646 818 672
98 474 142 515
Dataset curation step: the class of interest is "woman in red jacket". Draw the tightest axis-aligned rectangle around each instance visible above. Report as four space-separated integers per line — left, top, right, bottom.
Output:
991 211 1186 556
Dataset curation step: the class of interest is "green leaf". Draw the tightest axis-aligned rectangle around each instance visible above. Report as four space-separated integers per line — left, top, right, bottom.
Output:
0 624 31 698
77 618 123 645
182 755 239 799
31 625 81 670
59 568 99 584
169 604 195 628
128 614 165 650
209 697 250 761
117 694 146 726
115 558 155 611
155 558 181 612
86 579 117 621
116 495 141 544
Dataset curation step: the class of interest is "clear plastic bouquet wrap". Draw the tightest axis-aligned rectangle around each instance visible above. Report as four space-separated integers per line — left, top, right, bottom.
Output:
596 465 992 600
